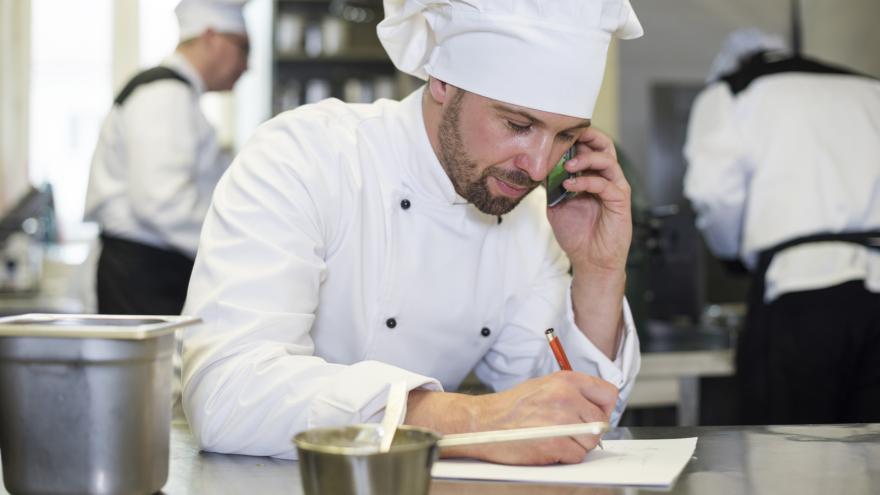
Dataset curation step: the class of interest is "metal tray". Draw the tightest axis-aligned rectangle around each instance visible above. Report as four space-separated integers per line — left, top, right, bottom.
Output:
0 313 201 340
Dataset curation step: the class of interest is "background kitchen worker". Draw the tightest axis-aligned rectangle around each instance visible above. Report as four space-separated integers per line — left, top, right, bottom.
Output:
182 0 644 465
683 28 880 425
85 0 250 315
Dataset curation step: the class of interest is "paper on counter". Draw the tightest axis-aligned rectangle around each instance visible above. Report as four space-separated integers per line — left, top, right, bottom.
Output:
432 437 698 488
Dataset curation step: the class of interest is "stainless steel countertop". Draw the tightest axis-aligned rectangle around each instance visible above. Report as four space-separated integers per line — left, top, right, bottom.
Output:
1 421 876 493
143 421 880 494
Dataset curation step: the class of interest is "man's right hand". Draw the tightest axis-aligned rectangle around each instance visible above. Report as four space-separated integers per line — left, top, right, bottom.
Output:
405 371 618 465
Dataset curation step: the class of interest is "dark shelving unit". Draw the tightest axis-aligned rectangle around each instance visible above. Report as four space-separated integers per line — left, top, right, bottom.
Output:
271 0 419 115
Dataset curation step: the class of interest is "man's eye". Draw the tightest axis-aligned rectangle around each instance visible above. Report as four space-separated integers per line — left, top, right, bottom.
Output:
507 121 531 134
557 132 576 142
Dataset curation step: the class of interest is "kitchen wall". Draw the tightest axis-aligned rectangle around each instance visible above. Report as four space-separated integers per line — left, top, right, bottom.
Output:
113 0 140 94
593 39 621 141
0 0 32 213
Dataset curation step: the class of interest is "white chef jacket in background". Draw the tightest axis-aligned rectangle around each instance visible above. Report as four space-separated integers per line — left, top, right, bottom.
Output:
684 72 880 302
85 52 231 258
182 87 640 459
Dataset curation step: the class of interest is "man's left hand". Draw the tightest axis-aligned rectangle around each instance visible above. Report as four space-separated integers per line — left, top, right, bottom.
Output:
546 127 632 273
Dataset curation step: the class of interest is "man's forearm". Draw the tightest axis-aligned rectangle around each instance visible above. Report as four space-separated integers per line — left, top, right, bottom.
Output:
570 266 626 359
404 389 483 458
405 389 478 431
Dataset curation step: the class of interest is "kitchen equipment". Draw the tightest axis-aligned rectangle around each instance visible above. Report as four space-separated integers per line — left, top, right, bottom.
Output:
304 20 323 58
0 313 200 495
276 12 305 55
294 421 609 495
305 79 332 104
0 231 42 293
372 76 395 100
321 16 348 56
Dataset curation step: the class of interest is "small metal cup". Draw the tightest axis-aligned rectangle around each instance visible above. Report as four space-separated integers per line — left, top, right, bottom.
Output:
293 424 439 495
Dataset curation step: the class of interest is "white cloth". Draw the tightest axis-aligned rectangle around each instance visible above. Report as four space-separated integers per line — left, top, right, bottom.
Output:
181 87 641 459
175 0 248 41
705 28 787 83
683 72 880 302
376 0 642 119
85 53 231 258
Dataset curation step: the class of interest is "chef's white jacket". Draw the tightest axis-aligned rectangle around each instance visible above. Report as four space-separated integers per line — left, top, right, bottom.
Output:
85 52 230 258
684 72 880 302
182 87 640 459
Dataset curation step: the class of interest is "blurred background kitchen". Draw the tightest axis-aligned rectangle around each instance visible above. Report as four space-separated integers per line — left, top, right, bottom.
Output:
1 0 878 426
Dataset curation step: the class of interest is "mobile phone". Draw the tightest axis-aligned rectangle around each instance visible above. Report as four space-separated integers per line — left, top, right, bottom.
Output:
545 146 578 207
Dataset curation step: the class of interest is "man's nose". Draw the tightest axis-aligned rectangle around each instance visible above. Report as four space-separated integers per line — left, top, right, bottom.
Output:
513 135 556 182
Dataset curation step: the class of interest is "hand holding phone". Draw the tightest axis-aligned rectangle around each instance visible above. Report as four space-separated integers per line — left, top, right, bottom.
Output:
545 146 579 207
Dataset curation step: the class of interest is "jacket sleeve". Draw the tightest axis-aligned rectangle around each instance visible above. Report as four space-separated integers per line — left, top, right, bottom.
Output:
120 82 225 255
473 203 640 426
180 119 440 459
683 83 751 260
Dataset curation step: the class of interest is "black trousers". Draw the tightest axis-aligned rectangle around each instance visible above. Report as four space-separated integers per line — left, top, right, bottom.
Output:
737 280 880 424
96 234 195 315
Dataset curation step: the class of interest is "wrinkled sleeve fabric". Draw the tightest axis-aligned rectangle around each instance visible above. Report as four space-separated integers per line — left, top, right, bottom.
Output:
683 82 751 259
474 210 640 426
556 289 640 425
181 117 440 460
121 82 220 255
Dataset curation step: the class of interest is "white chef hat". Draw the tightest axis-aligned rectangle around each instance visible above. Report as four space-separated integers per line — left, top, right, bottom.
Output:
706 28 788 82
175 0 249 42
377 0 643 119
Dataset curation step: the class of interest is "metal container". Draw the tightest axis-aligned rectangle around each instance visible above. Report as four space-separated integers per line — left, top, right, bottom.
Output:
294 421 610 495
294 424 439 495
0 313 200 495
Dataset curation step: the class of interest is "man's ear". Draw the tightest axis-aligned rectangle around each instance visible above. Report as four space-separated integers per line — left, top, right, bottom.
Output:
427 77 450 104
200 28 219 46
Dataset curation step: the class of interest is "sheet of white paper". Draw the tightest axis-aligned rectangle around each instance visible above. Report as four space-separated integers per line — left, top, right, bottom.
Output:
432 437 698 487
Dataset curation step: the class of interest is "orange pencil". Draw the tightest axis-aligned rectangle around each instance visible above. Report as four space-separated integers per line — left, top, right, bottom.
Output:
545 327 604 449
545 328 572 371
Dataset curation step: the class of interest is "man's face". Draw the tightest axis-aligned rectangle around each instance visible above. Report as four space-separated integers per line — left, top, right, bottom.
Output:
213 32 250 90
436 88 590 216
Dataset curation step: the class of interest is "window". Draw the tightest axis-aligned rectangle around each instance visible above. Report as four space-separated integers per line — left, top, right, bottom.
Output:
139 0 179 67
28 0 265 230
29 0 112 227
28 0 186 229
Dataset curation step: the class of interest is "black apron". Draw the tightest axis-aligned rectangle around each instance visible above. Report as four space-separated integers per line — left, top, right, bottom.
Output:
97 234 194 315
95 67 195 315
738 231 880 424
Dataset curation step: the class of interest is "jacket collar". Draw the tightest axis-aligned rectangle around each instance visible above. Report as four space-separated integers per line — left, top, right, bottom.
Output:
396 86 469 206
163 52 206 95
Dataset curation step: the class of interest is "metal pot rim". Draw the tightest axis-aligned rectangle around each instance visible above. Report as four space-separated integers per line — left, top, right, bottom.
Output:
293 424 439 456
0 313 200 340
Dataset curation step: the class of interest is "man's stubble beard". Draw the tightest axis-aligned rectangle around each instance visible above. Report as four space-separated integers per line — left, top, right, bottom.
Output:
437 91 538 216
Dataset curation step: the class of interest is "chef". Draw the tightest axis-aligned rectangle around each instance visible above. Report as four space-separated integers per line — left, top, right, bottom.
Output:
85 0 250 315
684 29 880 424
182 0 644 464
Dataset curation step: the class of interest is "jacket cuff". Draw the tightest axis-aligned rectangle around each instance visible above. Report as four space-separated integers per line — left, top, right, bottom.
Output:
556 288 641 424
308 360 443 429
